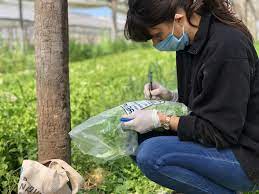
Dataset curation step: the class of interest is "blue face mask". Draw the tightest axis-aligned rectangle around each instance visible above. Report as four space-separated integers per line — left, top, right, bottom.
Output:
155 24 190 52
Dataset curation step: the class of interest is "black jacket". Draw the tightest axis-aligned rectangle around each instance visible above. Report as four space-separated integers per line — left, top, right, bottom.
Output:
176 13 259 183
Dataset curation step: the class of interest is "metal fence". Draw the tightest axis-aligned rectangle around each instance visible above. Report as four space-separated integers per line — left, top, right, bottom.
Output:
0 18 123 46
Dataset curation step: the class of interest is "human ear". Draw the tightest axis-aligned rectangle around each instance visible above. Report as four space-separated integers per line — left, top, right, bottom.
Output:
174 14 184 26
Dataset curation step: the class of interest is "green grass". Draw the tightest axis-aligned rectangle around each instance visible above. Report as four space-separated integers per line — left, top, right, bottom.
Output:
0 42 259 193
255 42 259 52
0 47 176 193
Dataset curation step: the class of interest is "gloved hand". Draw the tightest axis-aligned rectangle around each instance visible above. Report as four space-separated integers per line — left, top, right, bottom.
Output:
121 110 161 134
144 82 178 101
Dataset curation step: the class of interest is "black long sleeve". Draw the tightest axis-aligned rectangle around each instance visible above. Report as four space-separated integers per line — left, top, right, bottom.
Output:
177 40 251 149
175 13 259 184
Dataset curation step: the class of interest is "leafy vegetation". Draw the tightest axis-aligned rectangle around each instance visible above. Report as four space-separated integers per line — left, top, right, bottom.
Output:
0 40 258 193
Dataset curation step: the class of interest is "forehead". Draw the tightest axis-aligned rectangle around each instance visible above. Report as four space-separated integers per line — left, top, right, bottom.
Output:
148 22 170 34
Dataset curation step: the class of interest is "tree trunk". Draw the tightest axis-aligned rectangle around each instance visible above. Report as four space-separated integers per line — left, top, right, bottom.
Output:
18 0 25 51
35 0 71 164
111 0 118 40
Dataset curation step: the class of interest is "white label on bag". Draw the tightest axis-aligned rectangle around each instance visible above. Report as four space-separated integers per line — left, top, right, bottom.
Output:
121 100 165 114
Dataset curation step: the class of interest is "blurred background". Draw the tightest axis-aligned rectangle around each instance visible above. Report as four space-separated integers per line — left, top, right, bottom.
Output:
0 0 127 46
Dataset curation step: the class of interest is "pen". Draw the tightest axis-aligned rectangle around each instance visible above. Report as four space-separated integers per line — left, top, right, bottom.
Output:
120 118 134 122
148 68 153 100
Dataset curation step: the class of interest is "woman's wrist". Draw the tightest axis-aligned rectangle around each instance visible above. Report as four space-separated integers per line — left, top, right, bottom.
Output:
158 112 167 123
170 116 179 131
157 112 179 131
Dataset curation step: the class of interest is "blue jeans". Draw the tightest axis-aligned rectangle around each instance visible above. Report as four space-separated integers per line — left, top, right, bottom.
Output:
131 131 259 194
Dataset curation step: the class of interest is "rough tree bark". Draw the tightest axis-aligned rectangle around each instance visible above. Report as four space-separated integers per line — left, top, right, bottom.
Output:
35 0 71 164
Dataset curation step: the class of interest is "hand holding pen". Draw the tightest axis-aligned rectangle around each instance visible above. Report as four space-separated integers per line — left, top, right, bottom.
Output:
144 64 176 101
144 82 175 101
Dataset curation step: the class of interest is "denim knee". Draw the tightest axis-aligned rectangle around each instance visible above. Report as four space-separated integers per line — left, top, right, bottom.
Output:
135 138 159 170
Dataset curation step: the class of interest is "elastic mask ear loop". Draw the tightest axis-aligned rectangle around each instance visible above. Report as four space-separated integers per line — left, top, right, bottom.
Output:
182 25 185 37
171 19 176 36
171 19 184 38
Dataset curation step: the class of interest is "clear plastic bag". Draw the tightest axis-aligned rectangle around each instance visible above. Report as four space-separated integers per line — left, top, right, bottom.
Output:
69 100 188 161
